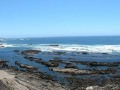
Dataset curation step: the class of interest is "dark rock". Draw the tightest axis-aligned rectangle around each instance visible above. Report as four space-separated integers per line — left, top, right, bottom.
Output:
101 53 108 55
50 67 117 75
15 61 38 71
49 45 59 47
94 68 117 74
111 74 120 78
24 56 42 63
0 60 8 63
81 52 89 54
53 51 66 55
66 77 97 90
21 50 41 55
41 61 59 67
65 63 77 69
14 50 20 52
49 59 63 63
70 61 120 67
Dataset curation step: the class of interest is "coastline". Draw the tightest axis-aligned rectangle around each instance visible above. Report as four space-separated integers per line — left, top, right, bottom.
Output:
0 48 120 90
0 68 68 90
0 60 120 90
0 37 120 90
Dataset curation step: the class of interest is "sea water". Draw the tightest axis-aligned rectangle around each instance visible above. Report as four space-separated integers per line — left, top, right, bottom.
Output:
0 36 120 82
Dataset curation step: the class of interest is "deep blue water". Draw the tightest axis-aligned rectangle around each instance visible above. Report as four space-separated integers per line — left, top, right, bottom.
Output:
5 36 120 45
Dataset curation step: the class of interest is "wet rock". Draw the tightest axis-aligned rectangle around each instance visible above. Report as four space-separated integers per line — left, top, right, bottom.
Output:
53 51 66 55
101 53 108 55
81 52 89 54
24 56 42 63
70 61 120 67
14 50 20 53
0 60 8 63
65 63 77 69
21 50 41 55
50 68 95 75
111 74 120 78
94 68 117 74
66 77 97 90
89 62 120 67
49 59 63 63
0 60 8 68
86 85 120 90
86 86 103 90
15 61 38 71
0 44 5 48
50 67 117 75
41 61 59 67
49 45 59 47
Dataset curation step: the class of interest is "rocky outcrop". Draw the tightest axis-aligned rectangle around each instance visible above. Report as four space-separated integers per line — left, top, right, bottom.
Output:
21 50 41 55
86 85 120 90
0 60 8 68
65 63 77 69
0 70 29 90
50 68 94 75
24 56 42 63
15 61 38 71
70 61 120 67
0 44 5 48
49 45 59 47
50 67 116 75
0 70 68 90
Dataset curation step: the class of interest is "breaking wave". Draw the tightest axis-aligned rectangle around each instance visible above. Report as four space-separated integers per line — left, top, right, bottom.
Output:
33 44 120 54
2 43 120 54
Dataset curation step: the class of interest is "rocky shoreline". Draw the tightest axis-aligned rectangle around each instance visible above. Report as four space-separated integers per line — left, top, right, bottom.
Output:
0 49 120 90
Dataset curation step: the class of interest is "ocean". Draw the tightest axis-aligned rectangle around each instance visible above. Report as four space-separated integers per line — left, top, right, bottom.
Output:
0 36 120 83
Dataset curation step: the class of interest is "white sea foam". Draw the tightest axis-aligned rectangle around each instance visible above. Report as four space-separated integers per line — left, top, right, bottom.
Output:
33 44 120 54
1 43 17 48
2 43 120 54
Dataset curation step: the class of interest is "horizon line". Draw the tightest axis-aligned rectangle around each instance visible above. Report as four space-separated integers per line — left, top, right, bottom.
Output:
1 35 120 39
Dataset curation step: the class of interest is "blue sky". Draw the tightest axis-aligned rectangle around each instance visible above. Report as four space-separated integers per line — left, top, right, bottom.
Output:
0 0 120 38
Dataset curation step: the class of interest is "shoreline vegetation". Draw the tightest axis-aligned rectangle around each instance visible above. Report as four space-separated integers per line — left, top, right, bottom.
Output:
0 46 120 89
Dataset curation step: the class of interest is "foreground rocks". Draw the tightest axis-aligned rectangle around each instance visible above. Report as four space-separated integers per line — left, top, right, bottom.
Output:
0 69 68 90
0 70 29 90
86 85 120 90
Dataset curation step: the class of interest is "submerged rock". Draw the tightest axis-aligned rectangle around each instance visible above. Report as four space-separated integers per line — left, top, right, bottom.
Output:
14 50 20 53
21 50 41 55
41 61 59 67
81 52 89 54
24 56 42 63
65 63 77 69
53 51 66 55
49 45 59 47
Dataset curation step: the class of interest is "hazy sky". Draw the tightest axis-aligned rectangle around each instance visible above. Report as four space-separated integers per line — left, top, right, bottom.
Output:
0 0 120 38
